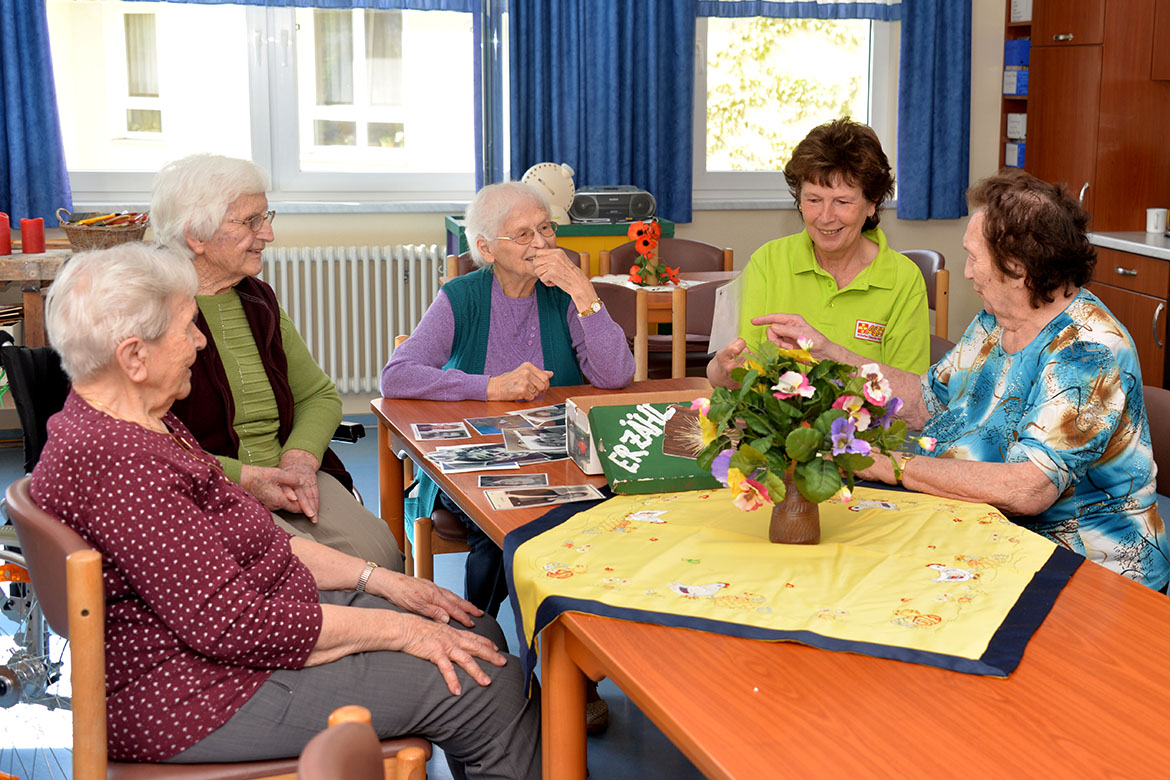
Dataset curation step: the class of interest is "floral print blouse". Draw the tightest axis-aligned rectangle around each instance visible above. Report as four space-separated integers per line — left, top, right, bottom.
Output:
922 289 1169 590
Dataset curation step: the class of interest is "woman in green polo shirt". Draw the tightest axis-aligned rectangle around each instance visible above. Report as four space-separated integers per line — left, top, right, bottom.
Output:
708 119 930 386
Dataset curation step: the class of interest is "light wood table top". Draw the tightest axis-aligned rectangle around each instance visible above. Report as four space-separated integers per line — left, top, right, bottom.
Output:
0 250 70 347
372 380 1170 779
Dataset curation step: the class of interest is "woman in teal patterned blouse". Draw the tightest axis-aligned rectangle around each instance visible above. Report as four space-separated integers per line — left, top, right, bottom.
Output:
757 169 1169 592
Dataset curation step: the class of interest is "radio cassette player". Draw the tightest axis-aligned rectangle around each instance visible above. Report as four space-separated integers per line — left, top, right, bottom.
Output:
568 186 656 223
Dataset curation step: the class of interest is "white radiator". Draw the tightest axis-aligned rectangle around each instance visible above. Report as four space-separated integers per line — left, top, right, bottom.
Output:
259 244 445 394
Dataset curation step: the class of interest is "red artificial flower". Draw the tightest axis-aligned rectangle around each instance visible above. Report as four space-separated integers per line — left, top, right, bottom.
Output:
635 236 657 256
627 221 650 241
629 265 643 284
646 220 662 241
664 265 680 284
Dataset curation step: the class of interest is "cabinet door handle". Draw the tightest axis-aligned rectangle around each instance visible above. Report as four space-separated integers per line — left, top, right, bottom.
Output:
1053 33 1074 41
1155 302 1165 349
1078 182 1090 206
1115 266 1139 277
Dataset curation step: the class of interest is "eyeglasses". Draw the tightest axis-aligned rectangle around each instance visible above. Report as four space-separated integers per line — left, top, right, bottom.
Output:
490 221 557 245
228 210 276 232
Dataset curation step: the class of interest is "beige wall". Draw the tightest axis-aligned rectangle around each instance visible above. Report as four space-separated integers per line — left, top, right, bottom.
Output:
270 5 1006 344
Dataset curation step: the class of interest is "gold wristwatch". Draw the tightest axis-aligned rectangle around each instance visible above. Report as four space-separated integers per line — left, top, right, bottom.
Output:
356 560 379 592
894 452 915 485
577 298 602 318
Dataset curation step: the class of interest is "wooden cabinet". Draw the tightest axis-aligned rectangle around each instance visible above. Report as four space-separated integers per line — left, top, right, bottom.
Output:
1087 247 1168 386
1032 0 1105 45
1026 45 1101 217
1002 0 1170 232
1154 0 1170 80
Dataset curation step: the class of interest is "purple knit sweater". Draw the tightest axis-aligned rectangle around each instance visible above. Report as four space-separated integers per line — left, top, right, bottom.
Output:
381 276 635 400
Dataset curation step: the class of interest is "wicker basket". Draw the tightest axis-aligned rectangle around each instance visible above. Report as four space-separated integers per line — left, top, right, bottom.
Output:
57 208 149 252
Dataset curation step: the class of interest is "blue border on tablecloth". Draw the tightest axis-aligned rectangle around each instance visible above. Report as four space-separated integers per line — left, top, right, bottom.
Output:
502 494 1084 688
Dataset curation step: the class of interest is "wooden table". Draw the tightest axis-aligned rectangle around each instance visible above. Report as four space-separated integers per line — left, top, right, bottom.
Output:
0 250 70 347
372 382 1170 779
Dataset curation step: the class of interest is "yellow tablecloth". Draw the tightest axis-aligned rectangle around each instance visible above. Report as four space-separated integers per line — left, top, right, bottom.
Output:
505 486 1081 679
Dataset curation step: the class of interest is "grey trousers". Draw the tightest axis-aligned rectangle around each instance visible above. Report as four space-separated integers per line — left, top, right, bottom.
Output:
166 590 541 780
273 470 404 573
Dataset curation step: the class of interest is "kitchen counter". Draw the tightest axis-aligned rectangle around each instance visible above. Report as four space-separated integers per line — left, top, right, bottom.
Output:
1089 231 1170 262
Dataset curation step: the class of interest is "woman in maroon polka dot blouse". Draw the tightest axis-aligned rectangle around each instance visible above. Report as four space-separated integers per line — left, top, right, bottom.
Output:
30 244 539 777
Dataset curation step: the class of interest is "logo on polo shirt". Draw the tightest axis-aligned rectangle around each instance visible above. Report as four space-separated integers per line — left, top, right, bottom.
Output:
854 319 886 343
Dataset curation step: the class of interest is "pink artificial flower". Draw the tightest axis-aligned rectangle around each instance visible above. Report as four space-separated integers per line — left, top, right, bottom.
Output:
915 436 938 452
798 337 814 351
731 475 771 511
859 363 892 406
831 394 871 431
831 483 853 503
772 371 815 400
690 397 711 417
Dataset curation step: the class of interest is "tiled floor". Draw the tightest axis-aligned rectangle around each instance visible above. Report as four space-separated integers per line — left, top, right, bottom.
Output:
0 416 705 779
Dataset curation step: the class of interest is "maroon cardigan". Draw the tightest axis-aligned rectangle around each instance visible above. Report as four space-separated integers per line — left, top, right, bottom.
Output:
170 276 354 492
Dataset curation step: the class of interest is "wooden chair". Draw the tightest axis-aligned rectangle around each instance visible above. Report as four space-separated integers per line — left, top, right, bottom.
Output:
593 281 652 381
646 279 731 379
3 476 431 780
599 237 732 276
444 248 590 281
298 705 425 780
902 249 953 363
1143 385 1170 497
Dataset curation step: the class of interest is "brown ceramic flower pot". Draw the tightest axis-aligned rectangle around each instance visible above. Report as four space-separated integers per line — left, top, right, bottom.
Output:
769 467 820 544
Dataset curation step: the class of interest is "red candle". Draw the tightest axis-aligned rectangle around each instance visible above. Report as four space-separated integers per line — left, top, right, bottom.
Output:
20 218 45 254
0 212 10 255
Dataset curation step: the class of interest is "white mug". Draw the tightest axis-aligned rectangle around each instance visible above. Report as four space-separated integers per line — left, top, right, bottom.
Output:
1147 208 1169 233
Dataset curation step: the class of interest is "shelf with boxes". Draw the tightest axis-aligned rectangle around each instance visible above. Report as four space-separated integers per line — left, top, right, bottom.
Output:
1000 11 1030 170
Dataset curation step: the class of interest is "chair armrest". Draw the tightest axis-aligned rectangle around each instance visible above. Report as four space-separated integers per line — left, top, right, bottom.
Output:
332 421 366 444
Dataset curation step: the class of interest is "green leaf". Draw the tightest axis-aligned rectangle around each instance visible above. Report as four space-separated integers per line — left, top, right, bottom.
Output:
813 408 847 436
739 408 775 436
736 369 759 402
747 435 774 454
833 452 874 474
761 469 787 502
794 458 842 504
784 426 822 462
730 443 767 474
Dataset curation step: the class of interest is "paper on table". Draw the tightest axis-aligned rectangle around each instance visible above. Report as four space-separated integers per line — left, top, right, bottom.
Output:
707 272 744 354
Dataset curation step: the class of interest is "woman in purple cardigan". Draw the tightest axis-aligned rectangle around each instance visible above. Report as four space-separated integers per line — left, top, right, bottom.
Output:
31 244 539 776
382 182 633 731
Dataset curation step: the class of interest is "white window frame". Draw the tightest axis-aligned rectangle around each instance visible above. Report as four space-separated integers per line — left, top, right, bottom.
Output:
64 4 475 207
691 16 899 208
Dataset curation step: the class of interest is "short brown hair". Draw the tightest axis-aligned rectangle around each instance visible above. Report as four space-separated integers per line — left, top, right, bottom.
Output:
784 118 895 231
967 169 1096 309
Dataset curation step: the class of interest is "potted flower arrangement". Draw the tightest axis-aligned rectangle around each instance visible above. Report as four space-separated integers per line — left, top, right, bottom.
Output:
693 339 920 544
626 218 680 286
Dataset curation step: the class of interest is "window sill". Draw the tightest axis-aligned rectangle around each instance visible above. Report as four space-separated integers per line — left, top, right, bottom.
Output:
70 198 472 215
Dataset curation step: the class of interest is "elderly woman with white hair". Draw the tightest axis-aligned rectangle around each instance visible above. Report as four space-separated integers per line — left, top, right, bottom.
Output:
31 244 540 776
382 181 632 731
151 153 400 573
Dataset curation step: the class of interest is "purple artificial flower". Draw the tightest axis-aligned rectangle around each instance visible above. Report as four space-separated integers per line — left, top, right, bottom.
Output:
879 396 904 429
711 449 734 486
830 417 871 456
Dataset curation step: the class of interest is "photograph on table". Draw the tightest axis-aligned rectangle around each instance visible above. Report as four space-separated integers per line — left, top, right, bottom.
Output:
411 421 472 441
485 484 605 510
427 442 552 473
518 403 567 426
465 414 535 436
503 425 568 457
478 473 550 488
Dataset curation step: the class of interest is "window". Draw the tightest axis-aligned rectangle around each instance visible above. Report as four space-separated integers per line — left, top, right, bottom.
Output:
693 16 899 205
47 0 475 205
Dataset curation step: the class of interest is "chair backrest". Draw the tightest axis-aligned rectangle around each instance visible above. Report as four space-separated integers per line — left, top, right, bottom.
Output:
902 249 949 339
0 345 72 473
5 476 91 638
446 248 589 280
603 238 732 276
298 706 384 780
681 280 728 337
592 282 649 381
1144 384 1170 496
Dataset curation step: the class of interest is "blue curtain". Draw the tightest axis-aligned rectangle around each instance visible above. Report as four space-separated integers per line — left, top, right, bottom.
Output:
696 0 901 20
0 0 72 222
896 0 970 220
509 0 695 223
